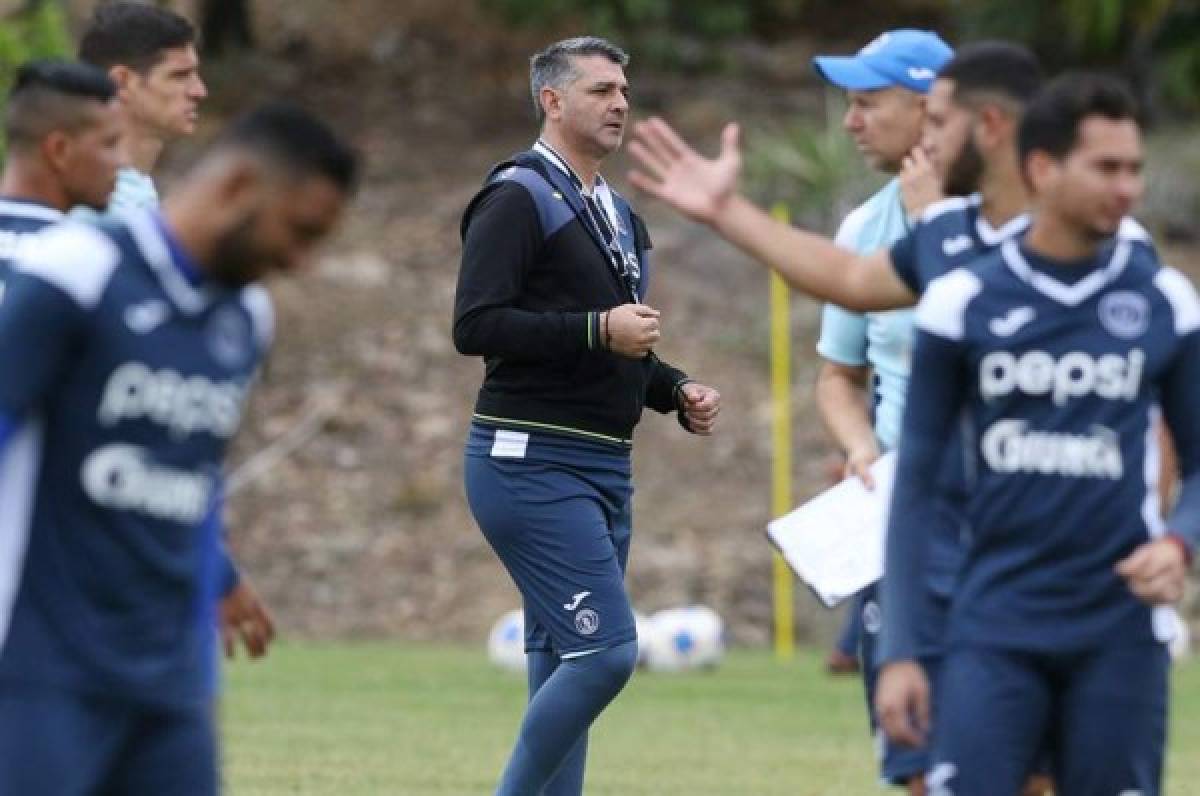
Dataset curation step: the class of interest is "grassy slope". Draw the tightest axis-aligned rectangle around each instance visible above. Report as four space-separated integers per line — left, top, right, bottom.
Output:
222 642 1200 795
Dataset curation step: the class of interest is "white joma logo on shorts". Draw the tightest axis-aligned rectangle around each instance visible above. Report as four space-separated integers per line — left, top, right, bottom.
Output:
564 591 591 611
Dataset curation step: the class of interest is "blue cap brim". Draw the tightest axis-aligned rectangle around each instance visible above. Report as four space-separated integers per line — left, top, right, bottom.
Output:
812 56 894 91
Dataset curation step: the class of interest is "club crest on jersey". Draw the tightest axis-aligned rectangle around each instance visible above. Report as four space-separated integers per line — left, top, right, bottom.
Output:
1098 291 1150 340
206 305 254 369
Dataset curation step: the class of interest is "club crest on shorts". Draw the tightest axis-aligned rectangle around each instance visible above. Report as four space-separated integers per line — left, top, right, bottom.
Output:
862 599 883 634
574 608 600 635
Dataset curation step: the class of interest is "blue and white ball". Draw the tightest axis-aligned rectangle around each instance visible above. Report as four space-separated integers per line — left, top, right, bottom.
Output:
644 605 726 672
487 609 527 672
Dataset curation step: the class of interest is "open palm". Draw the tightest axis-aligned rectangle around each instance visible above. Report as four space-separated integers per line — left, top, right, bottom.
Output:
628 117 742 225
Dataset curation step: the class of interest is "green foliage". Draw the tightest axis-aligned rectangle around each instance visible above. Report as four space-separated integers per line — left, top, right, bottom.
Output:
0 1 72 91
478 0 804 68
0 1 72 156
742 92 880 232
947 0 1200 113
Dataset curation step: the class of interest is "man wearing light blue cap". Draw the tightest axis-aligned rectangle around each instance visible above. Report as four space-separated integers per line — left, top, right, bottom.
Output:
810 28 951 795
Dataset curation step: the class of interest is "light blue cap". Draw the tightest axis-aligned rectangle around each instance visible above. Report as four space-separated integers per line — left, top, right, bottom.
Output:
812 29 953 95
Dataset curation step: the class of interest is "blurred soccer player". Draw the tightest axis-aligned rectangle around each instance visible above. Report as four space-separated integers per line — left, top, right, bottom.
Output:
0 61 121 635
807 29 952 793
876 73 1197 795
79 0 206 212
0 103 357 795
626 42 1050 311
0 60 119 258
455 36 720 795
627 45 1066 793
80 0 274 658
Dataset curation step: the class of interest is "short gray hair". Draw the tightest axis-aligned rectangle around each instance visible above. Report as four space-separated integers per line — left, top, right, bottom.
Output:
530 36 629 122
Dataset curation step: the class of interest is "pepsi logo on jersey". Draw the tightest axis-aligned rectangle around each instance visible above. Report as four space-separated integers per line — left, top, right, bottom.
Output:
97 361 247 440
979 348 1143 406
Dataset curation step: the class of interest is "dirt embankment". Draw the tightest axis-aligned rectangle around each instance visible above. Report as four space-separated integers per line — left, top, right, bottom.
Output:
163 6 1199 647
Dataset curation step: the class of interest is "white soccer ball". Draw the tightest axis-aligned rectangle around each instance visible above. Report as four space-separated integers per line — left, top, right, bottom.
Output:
644 605 726 672
486 609 527 672
634 610 656 667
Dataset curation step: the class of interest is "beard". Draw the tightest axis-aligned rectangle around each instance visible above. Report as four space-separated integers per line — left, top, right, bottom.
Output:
206 213 267 289
943 135 985 197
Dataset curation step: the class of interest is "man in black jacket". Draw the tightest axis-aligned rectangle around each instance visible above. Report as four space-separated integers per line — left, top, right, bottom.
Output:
454 36 720 796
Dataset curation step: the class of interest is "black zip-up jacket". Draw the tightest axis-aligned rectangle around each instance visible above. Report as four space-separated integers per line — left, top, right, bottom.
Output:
453 149 690 445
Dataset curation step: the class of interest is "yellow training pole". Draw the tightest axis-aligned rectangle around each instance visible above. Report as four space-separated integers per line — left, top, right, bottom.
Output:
769 202 795 660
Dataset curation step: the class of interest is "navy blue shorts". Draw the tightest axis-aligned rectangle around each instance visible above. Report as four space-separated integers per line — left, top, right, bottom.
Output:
932 643 1168 795
465 424 636 657
859 582 948 786
0 682 217 795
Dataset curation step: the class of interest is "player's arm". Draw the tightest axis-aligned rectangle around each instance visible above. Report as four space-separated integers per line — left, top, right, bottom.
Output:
454 183 659 361
0 267 92 418
875 274 974 748
199 480 275 659
815 305 878 486
627 118 917 311
1118 288 1200 601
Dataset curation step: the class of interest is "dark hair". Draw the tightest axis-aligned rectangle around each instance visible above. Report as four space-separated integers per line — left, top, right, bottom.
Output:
530 36 629 122
6 59 116 150
79 1 196 73
1018 72 1140 170
939 41 1043 107
214 102 359 193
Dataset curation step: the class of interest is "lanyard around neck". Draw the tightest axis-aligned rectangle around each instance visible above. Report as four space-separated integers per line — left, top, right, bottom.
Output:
533 140 640 301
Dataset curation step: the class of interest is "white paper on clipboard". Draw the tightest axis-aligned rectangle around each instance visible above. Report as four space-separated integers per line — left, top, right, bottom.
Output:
766 452 896 608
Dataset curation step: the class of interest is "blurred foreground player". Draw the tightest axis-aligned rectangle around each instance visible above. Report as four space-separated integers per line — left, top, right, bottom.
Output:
0 103 357 795
79 0 275 659
877 74 1198 795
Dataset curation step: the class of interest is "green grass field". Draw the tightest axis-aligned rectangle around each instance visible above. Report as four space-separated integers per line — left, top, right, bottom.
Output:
222 643 1200 795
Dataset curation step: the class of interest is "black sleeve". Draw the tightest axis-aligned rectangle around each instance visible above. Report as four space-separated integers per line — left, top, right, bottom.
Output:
644 352 689 415
452 182 594 362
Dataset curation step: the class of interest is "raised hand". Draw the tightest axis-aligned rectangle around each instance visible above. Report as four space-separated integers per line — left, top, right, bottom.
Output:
899 145 941 218
628 118 742 226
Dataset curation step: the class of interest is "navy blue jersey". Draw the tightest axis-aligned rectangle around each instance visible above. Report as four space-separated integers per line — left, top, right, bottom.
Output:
890 194 1031 296
884 234 1200 660
0 211 273 708
885 197 1153 598
0 198 64 281
885 195 1031 597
